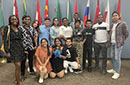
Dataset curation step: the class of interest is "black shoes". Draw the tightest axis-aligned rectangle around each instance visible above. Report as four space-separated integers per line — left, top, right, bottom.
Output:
29 71 36 75
101 69 107 75
20 75 26 82
93 66 99 71
87 67 92 72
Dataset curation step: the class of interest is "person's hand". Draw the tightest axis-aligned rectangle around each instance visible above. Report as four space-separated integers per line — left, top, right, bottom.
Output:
78 63 81 69
24 51 28 54
42 64 46 69
106 43 110 48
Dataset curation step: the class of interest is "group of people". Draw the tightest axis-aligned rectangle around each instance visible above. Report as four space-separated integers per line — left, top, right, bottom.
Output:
2 11 129 85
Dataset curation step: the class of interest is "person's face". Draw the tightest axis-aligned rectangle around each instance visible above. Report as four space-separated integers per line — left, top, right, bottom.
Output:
55 39 61 46
63 19 68 26
112 13 120 22
97 15 104 23
75 22 80 28
23 17 31 25
10 16 18 26
86 21 92 29
44 20 50 27
41 39 48 47
54 19 59 26
66 40 72 47
33 21 38 28
74 14 79 20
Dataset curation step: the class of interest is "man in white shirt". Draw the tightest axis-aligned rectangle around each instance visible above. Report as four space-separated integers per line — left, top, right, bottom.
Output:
93 14 109 74
59 17 73 44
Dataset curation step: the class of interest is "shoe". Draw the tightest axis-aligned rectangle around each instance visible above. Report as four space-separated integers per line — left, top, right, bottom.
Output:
107 69 116 74
39 78 43 83
20 75 26 82
101 70 107 75
64 69 68 74
93 66 99 71
74 69 82 74
29 72 36 75
69 67 73 73
112 72 120 79
87 67 92 72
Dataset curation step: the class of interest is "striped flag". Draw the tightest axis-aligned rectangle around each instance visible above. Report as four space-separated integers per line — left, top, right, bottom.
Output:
36 0 42 25
117 0 121 20
94 0 100 24
74 0 78 13
56 0 62 26
45 0 49 18
67 0 71 24
104 0 110 25
13 0 21 26
83 0 90 26
23 0 27 15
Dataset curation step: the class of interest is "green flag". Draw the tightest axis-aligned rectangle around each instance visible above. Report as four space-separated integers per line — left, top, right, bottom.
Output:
23 0 27 15
0 2 4 35
67 0 71 24
56 0 62 26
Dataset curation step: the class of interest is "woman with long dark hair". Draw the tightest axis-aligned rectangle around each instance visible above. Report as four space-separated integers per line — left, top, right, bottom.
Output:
50 37 67 78
3 15 24 85
35 38 52 83
50 17 60 45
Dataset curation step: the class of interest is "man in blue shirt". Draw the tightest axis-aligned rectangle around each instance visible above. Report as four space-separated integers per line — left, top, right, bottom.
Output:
39 18 51 46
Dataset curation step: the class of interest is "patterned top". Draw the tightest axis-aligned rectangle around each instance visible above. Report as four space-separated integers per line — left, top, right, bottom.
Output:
18 26 37 50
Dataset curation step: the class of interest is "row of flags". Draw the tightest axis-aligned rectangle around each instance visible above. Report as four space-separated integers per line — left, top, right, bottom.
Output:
0 0 122 28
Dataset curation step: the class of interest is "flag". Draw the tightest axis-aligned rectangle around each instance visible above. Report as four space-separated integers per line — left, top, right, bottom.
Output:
13 0 21 26
45 0 49 18
104 0 110 25
94 0 100 24
0 2 4 29
23 0 27 15
117 0 121 20
67 0 71 24
56 0 62 26
74 0 78 13
36 0 42 25
83 0 90 26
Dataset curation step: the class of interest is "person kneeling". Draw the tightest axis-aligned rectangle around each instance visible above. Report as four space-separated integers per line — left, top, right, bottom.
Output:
64 38 82 74
35 38 52 83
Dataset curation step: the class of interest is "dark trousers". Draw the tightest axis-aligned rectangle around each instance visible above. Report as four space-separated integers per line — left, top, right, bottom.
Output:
83 45 92 69
94 42 107 70
21 49 35 76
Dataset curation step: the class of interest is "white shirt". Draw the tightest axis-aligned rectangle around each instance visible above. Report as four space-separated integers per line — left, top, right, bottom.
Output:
59 25 73 38
93 22 109 43
111 23 118 43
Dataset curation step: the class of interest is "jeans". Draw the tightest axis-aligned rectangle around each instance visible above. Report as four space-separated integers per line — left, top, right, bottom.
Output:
110 43 123 73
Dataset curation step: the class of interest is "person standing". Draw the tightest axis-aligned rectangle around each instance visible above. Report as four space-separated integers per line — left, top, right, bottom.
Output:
3 15 24 85
72 20 83 70
19 15 38 81
107 11 129 79
59 17 73 44
39 18 51 46
93 14 109 74
50 17 60 45
82 20 95 72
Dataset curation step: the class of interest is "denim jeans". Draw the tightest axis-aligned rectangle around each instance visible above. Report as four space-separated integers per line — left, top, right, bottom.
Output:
110 43 123 73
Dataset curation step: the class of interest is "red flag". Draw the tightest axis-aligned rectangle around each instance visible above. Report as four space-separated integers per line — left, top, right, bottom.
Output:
13 0 21 26
104 0 110 25
74 0 78 13
117 0 121 20
94 0 100 24
36 0 42 25
45 0 49 18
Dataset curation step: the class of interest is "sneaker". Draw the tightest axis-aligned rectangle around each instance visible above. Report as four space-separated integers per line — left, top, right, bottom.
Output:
39 78 43 84
64 69 68 74
107 69 116 74
29 72 36 75
74 69 82 74
20 75 26 82
112 72 120 79
69 67 73 73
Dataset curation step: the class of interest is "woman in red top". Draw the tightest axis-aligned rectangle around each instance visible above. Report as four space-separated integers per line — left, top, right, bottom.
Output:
35 38 52 83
